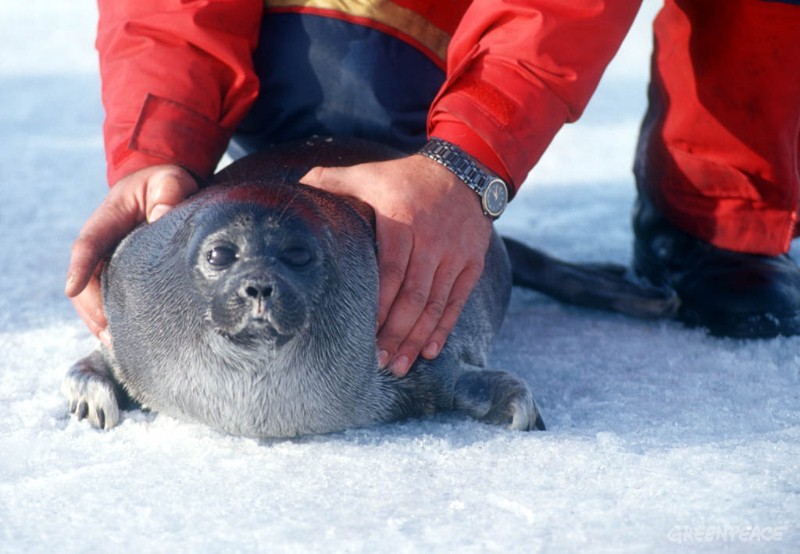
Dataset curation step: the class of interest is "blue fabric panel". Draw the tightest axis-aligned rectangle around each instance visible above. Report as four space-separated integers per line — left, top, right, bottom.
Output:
230 13 445 158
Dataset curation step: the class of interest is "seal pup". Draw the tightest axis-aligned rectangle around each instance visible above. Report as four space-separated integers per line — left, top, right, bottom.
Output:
64 137 545 437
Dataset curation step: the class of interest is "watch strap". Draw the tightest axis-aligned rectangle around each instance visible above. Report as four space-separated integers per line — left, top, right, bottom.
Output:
418 138 508 219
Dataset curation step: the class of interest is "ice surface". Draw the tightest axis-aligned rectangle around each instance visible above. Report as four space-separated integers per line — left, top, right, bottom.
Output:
1 1 797 552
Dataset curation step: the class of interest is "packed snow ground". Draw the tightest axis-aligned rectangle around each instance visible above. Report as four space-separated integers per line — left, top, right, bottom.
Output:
1 2 798 552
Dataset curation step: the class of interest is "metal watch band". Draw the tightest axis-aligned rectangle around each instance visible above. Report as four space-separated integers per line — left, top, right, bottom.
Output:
418 138 508 219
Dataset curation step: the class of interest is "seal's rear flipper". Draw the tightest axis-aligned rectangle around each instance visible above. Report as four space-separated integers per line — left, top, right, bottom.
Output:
453 368 545 431
502 236 680 319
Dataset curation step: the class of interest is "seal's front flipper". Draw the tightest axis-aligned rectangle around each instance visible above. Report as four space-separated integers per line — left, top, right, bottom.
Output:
62 349 122 430
502 236 680 319
453 369 545 431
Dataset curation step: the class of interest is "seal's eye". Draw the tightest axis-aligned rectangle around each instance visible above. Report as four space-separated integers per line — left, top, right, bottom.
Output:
280 247 312 268
207 245 238 268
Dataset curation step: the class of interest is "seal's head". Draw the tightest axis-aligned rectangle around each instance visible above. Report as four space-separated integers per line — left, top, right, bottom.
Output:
190 185 331 346
103 177 384 437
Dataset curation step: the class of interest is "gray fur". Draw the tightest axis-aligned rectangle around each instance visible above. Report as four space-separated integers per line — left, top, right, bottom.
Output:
64 137 544 437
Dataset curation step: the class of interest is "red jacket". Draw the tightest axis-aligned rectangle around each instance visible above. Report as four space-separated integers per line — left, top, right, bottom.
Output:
97 0 641 191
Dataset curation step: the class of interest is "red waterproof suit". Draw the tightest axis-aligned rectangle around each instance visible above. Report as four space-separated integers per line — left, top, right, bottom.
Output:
96 0 641 188
639 0 800 256
97 0 800 256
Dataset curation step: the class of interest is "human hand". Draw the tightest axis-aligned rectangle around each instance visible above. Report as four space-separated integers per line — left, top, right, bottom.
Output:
65 165 199 346
301 155 493 377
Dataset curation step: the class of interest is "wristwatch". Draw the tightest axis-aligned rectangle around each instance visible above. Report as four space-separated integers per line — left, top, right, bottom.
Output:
418 138 509 219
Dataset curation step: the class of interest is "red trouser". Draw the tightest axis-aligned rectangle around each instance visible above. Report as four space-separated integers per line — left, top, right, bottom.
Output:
636 0 800 256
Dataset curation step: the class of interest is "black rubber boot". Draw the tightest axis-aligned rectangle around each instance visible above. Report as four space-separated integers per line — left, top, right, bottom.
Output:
633 195 800 338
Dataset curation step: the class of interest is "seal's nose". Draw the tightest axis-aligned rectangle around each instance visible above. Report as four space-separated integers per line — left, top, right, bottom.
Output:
238 278 276 319
245 283 273 299
238 279 274 302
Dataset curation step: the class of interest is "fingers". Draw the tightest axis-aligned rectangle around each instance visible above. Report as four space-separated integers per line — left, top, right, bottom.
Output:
374 218 413 329
65 197 133 343
419 264 483 358
68 267 111 347
65 237 107 298
65 199 136 298
301 157 493 378
379 252 484 377
299 166 327 189
66 165 199 296
376 244 436 375
65 165 198 341
145 166 199 222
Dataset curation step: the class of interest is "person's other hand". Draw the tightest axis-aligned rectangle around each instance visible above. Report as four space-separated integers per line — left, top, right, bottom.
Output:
65 165 199 346
301 155 492 377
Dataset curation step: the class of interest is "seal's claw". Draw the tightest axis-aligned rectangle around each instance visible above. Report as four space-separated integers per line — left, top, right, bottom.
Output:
62 349 121 430
453 369 545 432
532 411 546 432
506 385 546 432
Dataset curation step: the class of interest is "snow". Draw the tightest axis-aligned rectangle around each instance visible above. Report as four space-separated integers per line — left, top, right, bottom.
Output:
1 1 798 552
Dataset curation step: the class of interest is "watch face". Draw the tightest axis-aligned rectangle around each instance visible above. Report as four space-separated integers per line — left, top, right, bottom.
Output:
482 179 508 218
